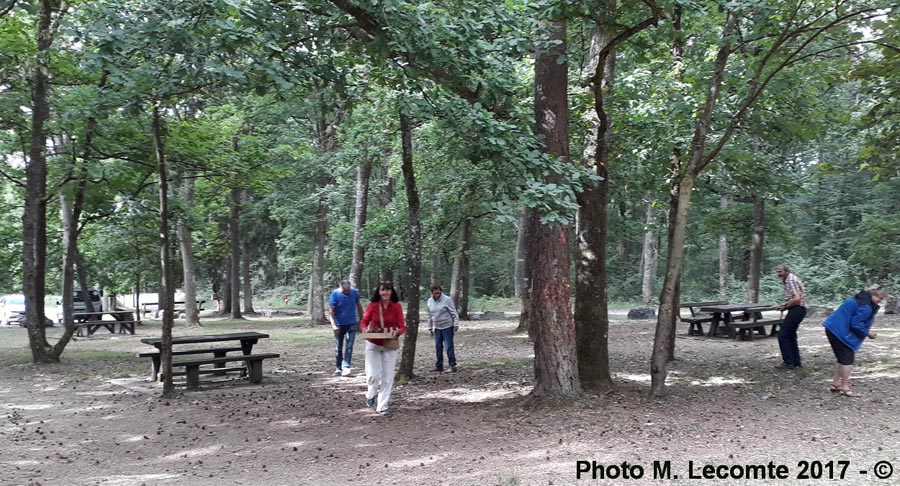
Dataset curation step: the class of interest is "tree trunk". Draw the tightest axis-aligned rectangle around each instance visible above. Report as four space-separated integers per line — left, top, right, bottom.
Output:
228 188 244 320
747 197 765 303
349 157 373 289
309 194 328 325
641 198 656 305
74 248 96 313
651 11 736 397
457 218 472 319
450 219 472 319
23 0 55 362
514 208 528 299
531 18 581 400
397 110 422 381
719 195 730 299
176 170 201 326
57 194 80 352
515 208 532 335
242 234 256 314
153 104 177 397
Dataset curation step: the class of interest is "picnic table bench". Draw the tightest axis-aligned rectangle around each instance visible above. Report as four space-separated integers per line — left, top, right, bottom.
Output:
140 300 207 318
139 332 279 390
72 311 136 337
679 301 728 336
698 303 784 340
721 305 784 341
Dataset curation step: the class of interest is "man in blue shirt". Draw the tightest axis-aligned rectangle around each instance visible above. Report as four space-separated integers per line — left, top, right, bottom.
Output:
329 280 364 376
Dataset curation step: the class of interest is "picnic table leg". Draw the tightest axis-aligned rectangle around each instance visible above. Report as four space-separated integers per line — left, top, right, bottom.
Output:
240 339 257 355
212 350 228 375
246 358 264 383
724 314 737 339
186 365 201 390
149 355 161 381
707 313 721 337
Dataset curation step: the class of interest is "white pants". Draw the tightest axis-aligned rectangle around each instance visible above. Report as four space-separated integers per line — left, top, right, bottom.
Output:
365 341 399 412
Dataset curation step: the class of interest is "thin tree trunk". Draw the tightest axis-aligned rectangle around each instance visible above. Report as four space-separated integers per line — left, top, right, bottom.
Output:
514 208 527 300
242 231 255 314
309 194 328 325
515 207 532 335
747 197 765 303
58 194 80 349
398 110 422 381
228 188 244 320
74 248 96 313
457 218 472 319
176 170 200 325
153 104 176 397
641 197 656 305
349 157 373 289
450 242 461 303
651 11 736 397
531 18 581 400
23 0 55 362
719 195 729 299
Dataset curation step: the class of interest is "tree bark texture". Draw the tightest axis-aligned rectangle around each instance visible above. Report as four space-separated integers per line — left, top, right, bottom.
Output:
575 17 617 391
531 19 581 399
514 208 528 300
228 188 244 320
153 105 176 396
349 157 373 289
747 197 765 303
398 110 422 380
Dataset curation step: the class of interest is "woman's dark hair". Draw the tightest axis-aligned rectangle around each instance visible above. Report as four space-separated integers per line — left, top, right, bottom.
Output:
430 283 442 292
370 282 400 303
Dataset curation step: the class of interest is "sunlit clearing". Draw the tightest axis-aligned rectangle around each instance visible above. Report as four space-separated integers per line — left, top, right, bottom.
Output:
273 419 305 427
689 376 750 386
88 474 181 485
0 403 53 410
124 435 146 442
418 387 522 403
285 441 306 448
391 455 446 467
159 445 222 461
615 373 651 383
75 390 118 396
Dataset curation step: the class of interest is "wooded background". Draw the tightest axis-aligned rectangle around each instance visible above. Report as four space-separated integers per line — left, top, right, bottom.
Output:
2 0 896 397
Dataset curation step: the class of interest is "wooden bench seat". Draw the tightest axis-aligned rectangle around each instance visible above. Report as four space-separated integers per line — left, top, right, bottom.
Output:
680 314 715 336
724 319 783 341
137 347 245 380
172 353 280 390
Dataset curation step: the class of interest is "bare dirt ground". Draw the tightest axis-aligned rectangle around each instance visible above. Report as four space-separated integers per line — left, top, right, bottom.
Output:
1 311 899 486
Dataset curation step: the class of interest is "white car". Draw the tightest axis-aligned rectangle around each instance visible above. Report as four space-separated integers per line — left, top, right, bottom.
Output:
1 294 55 327
0 294 27 326
55 288 102 323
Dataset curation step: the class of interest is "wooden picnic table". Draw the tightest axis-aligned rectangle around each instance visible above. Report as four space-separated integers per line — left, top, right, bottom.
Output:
698 303 780 339
139 332 277 389
678 301 728 336
72 311 136 336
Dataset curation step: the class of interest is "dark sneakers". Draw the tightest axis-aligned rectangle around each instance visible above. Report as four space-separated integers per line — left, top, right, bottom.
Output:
429 367 443 372
366 397 376 407
445 366 458 373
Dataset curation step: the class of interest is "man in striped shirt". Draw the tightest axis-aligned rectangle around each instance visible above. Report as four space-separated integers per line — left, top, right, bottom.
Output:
775 264 808 369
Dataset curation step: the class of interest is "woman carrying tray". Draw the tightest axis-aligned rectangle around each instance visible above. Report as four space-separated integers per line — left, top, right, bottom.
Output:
359 282 406 414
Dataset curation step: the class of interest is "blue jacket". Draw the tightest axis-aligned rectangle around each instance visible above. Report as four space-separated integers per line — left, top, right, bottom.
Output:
822 292 879 352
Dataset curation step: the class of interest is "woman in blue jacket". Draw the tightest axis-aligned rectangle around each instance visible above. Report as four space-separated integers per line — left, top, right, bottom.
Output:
822 285 887 397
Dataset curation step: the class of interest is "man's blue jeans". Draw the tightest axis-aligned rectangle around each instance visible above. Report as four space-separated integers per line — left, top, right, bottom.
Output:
433 327 456 370
778 306 807 367
334 324 357 370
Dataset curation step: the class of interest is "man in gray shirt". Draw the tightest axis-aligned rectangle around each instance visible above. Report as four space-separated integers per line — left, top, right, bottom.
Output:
426 283 460 373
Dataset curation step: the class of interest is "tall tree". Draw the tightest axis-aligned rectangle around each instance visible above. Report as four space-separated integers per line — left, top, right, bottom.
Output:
530 17 581 399
397 108 422 380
